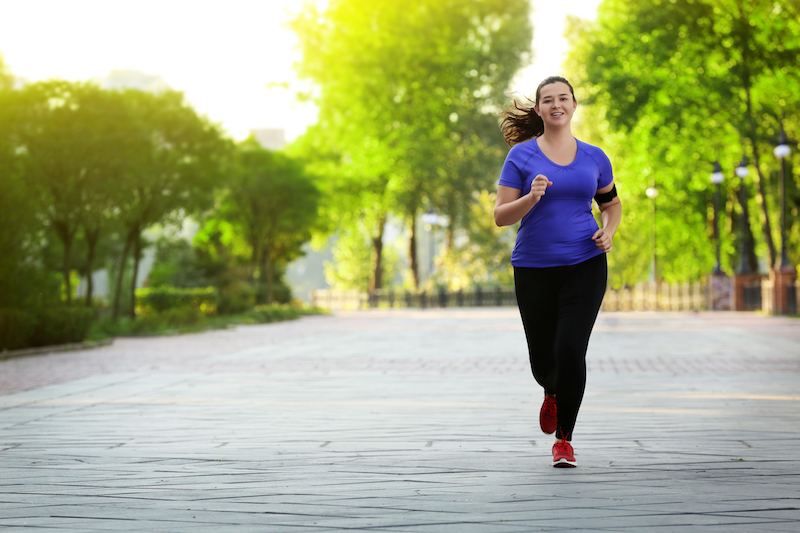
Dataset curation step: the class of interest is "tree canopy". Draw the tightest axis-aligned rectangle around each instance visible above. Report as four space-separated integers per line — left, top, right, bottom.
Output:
565 0 800 284
291 0 533 290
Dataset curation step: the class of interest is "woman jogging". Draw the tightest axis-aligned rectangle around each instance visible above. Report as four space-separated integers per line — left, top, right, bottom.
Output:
494 76 622 467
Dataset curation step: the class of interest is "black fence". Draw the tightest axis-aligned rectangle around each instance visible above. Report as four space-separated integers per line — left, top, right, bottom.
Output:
742 280 763 311
367 287 517 309
311 277 798 314
788 280 798 315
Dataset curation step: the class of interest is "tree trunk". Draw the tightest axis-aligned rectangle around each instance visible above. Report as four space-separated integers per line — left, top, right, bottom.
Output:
444 197 456 254
62 235 74 306
53 221 76 305
741 69 777 268
84 227 100 307
112 230 134 320
369 215 386 292
258 247 269 305
265 252 275 304
749 139 777 268
409 213 419 289
737 186 759 273
128 232 143 318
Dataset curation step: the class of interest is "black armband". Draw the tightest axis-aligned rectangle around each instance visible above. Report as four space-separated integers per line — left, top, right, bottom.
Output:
594 184 618 205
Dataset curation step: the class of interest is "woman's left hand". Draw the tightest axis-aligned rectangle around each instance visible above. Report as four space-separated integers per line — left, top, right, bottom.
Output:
592 228 613 252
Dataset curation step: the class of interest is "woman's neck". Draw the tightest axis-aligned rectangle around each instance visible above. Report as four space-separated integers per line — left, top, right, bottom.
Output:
539 126 574 147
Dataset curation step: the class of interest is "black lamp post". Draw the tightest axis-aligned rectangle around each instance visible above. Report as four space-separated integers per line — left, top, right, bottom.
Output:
735 156 751 275
773 128 792 270
710 161 725 275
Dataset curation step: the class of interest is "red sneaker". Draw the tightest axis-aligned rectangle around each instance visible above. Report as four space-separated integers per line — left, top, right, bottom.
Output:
552 440 577 468
539 395 557 434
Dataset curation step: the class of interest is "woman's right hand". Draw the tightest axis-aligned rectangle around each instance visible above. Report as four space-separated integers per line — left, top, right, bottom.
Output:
494 176 552 226
529 174 553 204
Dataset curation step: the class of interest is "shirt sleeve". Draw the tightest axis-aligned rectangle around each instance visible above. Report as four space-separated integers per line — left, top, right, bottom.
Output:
596 148 614 189
498 147 524 190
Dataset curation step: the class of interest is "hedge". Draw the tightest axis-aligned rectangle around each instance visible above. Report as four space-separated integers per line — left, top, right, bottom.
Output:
0 308 37 351
28 307 96 348
0 307 95 350
247 304 301 324
135 286 217 315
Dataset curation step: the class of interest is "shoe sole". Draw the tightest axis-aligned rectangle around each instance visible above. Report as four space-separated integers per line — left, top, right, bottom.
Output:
553 458 577 468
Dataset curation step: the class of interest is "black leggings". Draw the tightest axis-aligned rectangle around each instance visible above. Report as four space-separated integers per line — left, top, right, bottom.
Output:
514 253 607 441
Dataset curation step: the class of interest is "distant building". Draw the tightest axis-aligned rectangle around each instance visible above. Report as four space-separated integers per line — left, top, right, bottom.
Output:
251 128 286 150
97 70 169 93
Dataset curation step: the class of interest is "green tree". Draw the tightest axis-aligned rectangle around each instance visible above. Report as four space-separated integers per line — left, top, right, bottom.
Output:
216 138 320 303
12 81 129 304
0 88 54 310
291 0 532 290
109 89 230 318
433 190 515 288
565 0 800 282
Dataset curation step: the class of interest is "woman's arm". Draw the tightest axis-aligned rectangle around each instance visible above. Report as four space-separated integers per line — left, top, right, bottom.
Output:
494 175 552 227
591 181 622 252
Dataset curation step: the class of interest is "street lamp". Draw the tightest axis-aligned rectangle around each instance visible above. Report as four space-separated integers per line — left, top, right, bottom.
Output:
774 127 792 270
735 156 751 275
710 161 725 275
645 186 658 282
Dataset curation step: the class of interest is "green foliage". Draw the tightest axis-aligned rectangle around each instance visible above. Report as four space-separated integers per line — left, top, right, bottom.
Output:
0 309 37 351
216 281 257 315
147 235 210 288
105 88 232 318
203 138 319 304
433 190 515 289
89 304 323 338
291 0 532 289
0 88 58 310
0 306 95 351
28 307 95 348
323 223 402 290
565 0 800 283
2 79 232 320
135 286 217 315
247 304 300 324
192 219 256 314
11 81 133 304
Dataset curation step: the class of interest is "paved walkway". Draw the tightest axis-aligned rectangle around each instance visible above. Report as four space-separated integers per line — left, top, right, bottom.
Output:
1 309 799 532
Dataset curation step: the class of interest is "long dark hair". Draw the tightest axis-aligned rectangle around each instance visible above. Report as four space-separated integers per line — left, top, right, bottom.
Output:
499 76 576 147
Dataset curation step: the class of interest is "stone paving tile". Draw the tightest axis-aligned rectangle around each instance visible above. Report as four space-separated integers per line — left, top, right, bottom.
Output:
0 310 799 531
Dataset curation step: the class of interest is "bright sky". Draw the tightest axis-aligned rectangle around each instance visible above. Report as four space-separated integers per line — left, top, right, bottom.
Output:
0 0 601 142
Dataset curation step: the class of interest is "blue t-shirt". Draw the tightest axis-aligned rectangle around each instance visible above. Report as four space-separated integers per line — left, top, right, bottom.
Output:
498 137 614 268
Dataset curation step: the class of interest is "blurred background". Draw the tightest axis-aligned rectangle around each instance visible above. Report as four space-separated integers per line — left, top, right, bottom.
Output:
0 0 797 350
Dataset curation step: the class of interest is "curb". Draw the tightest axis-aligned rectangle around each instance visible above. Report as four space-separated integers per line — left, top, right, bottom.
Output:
0 338 115 361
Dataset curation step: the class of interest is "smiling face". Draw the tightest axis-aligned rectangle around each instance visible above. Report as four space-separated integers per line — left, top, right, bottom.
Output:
535 82 577 128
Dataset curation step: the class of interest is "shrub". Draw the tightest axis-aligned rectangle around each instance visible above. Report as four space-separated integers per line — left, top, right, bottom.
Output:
28 306 95 348
217 281 256 315
159 307 205 327
0 308 37 351
136 286 217 315
248 304 301 324
147 236 210 289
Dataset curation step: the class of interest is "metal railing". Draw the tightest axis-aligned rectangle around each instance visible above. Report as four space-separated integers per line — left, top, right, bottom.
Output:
600 282 706 312
364 286 517 309
788 280 798 315
742 280 763 311
312 282 707 311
